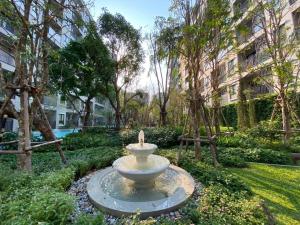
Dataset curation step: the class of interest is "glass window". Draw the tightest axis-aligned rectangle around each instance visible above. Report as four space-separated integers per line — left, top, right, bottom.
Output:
58 114 65 125
227 59 235 76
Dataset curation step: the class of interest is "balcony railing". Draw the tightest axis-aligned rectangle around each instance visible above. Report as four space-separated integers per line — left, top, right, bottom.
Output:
295 27 300 40
289 0 297 5
43 95 57 107
0 20 15 34
0 49 15 66
94 105 104 115
234 0 250 16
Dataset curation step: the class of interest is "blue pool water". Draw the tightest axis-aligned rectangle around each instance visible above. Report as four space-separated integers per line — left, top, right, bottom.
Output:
32 128 79 139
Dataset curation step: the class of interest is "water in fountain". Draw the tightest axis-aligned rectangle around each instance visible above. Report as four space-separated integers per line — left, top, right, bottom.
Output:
87 130 195 217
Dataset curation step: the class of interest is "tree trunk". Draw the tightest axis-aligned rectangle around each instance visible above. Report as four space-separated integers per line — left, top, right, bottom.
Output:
115 109 121 130
31 96 67 164
199 99 219 167
17 82 32 171
212 96 221 135
83 99 92 130
190 99 201 160
160 105 168 126
237 80 249 130
280 92 291 143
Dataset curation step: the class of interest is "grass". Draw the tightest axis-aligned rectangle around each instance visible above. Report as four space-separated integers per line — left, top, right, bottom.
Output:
229 163 300 225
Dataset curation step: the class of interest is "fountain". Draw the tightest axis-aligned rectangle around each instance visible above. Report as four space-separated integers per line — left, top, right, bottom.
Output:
87 130 195 217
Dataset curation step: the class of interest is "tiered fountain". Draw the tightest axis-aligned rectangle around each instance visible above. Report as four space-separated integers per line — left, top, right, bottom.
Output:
87 131 195 217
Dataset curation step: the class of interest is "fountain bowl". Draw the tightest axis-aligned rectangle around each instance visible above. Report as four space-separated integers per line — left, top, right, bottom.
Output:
113 155 170 188
126 143 157 163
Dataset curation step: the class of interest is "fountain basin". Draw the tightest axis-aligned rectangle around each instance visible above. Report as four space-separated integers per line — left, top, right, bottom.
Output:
126 143 157 163
113 155 170 188
87 165 196 218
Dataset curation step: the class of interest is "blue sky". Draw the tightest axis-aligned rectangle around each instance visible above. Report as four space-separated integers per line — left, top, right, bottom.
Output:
88 0 171 93
89 0 171 32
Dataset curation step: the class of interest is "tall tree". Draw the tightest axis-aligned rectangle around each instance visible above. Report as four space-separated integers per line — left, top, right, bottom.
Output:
149 17 179 126
251 0 300 142
98 11 144 130
203 0 233 134
49 23 114 129
171 0 220 166
0 0 89 171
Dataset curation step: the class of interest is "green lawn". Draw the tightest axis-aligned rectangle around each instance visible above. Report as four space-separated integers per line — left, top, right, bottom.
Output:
229 163 300 225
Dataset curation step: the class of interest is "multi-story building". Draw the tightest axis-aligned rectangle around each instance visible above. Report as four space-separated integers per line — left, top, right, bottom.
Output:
180 0 300 106
0 0 113 132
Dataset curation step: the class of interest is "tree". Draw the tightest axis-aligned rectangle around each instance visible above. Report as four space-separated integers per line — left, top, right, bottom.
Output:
171 0 220 166
250 0 300 142
98 11 144 130
149 17 179 126
0 0 90 171
203 0 233 134
49 23 114 129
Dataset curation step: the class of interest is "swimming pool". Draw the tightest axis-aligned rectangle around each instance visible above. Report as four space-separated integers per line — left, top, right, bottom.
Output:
32 128 79 139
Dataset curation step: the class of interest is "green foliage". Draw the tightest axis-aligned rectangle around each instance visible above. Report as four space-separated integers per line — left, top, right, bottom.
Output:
49 22 114 118
62 130 122 151
219 147 291 165
74 214 105 225
230 164 300 225
196 185 266 225
121 127 182 148
0 146 122 225
179 158 251 194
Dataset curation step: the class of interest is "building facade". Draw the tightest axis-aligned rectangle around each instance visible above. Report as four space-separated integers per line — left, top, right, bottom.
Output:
180 0 300 106
0 0 113 132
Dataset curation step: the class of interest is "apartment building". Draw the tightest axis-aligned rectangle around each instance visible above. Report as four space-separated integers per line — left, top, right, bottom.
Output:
180 0 300 106
0 0 112 132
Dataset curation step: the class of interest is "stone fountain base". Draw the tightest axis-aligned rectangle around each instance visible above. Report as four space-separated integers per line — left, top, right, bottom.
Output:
87 165 195 218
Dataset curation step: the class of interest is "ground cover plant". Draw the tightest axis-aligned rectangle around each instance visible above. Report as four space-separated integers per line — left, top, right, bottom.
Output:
229 163 300 225
0 128 298 224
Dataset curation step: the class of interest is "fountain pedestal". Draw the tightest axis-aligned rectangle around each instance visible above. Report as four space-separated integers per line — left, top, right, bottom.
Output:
87 130 196 217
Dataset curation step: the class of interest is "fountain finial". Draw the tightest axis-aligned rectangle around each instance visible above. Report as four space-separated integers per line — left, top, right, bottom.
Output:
138 130 144 146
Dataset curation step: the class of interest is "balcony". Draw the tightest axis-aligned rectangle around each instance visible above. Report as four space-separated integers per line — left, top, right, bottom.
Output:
71 24 82 40
295 27 300 40
0 49 15 66
234 0 250 16
0 20 15 35
67 99 81 110
94 104 104 115
43 95 58 108
48 26 61 48
0 88 4 100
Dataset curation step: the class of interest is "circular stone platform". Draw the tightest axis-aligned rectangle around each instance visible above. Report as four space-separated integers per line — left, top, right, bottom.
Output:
87 165 195 218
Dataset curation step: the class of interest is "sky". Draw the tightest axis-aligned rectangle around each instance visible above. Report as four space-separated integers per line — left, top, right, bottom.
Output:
87 0 171 94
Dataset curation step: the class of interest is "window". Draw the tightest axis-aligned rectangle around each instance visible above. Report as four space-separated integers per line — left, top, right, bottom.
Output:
58 114 65 125
227 59 235 76
60 96 66 105
229 84 238 99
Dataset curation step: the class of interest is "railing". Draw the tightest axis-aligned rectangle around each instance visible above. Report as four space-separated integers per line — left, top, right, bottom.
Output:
0 49 15 66
94 104 104 115
0 20 15 34
48 27 61 47
234 0 250 16
289 0 297 5
43 95 57 107
295 27 300 40
241 54 257 71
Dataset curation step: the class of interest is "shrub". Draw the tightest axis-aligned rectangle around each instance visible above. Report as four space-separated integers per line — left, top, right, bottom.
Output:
179 159 251 194
121 127 182 148
28 191 74 224
74 214 105 225
196 185 266 225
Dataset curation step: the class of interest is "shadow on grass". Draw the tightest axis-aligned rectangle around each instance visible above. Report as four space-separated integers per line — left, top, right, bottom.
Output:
229 165 300 225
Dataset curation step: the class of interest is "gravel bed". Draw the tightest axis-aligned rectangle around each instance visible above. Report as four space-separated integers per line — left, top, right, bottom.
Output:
68 170 202 224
